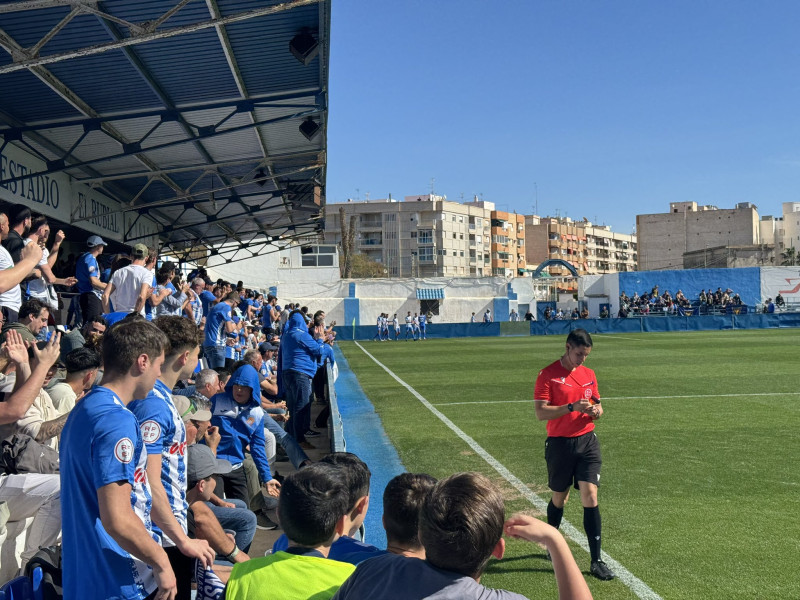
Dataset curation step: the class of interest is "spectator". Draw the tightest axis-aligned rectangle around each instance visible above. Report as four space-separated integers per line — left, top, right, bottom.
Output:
0 330 62 573
524 310 534 321
76 235 108 325
186 277 206 327
483 309 492 323
224 463 355 600
381 473 437 559
209 364 280 507
0 341 66 451
0 209 43 323
60 319 176 600
272 452 382 564
2 204 31 263
101 243 152 316
1 298 49 345
204 291 240 370
509 309 519 321
47 347 101 415
24 216 77 314
580 307 589 319
333 472 592 600
152 262 189 318
280 310 334 448
128 316 215 600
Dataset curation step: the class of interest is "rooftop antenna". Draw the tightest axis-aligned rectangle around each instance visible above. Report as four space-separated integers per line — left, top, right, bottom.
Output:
430 178 435 196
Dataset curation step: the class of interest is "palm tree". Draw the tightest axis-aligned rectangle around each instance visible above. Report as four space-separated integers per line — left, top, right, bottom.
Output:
781 246 798 266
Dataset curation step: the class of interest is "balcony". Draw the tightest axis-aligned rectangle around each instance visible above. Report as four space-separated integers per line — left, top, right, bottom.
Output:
360 220 382 230
359 237 383 247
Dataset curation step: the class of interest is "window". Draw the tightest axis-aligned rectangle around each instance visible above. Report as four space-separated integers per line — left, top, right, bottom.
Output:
460 250 464 257
411 231 417 238
418 247 434 262
420 299 440 315
453 233 457 239
452 250 458 257
385 213 396 222
452 215 456 222
458 216 464 223
418 229 433 245
476 235 482 244
299 245 336 267
459 233 464 240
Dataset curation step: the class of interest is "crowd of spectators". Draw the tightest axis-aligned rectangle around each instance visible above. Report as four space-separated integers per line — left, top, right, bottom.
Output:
0 200 593 599
617 285 744 317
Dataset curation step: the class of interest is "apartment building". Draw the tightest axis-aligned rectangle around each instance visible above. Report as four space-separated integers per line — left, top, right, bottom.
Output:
525 216 637 276
636 202 760 271
325 195 503 277
489 210 526 277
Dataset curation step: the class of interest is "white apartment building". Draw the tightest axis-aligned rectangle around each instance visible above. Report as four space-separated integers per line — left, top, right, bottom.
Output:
324 195 496 277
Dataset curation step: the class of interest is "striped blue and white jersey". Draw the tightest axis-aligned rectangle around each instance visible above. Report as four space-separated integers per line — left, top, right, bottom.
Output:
129 379 188 547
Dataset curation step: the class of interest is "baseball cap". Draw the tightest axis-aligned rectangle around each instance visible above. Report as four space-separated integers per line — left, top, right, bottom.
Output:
187 444 232 485
87 235 107 248
174 394 213 422
258 342 277 353
132 243 149 259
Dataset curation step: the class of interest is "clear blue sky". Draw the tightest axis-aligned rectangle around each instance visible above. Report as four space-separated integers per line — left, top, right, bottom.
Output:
326 1 800 234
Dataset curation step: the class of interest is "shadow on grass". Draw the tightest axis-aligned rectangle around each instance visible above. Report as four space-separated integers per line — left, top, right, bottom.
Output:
484 552 555 575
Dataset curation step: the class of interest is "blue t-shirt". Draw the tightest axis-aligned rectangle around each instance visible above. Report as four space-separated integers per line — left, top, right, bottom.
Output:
272 534 384 565
76 252 100 293
204 302 232 347
418 314 427 327
60 386 158 600
199 290 216 317
129 379 188 546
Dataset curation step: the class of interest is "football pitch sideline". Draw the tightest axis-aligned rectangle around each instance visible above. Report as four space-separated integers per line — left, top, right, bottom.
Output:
338 329 800 600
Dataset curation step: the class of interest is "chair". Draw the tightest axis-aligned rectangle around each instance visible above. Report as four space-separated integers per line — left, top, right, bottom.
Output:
0 566 43 600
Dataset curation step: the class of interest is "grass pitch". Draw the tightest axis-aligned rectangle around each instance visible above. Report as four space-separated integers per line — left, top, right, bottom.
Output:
338 329 800 600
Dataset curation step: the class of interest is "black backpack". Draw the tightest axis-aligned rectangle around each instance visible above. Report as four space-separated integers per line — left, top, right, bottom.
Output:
25 545 62 600
0 433 59 474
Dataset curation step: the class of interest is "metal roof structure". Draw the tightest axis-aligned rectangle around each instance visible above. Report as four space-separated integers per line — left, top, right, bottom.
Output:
0 0 330 265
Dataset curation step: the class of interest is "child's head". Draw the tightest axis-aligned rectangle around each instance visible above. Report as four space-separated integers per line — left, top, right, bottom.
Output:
382 473 437 551
278 463 349 548
320 452 371 535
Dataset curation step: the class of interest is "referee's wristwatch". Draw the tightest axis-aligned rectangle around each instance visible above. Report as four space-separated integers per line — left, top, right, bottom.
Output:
567 402 574 412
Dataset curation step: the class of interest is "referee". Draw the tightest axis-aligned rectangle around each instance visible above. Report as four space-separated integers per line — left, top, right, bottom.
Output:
534 328 615 581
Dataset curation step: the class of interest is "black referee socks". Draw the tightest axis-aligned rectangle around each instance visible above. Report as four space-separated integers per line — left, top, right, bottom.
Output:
547 500 564 529
584 505 602 562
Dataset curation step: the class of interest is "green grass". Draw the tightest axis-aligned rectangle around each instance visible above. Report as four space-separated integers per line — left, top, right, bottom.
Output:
338 330 800 600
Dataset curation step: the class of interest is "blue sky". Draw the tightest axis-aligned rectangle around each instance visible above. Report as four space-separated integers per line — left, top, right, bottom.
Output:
325 1 800 234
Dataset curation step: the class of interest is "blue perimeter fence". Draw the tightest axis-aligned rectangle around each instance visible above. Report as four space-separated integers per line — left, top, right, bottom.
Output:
333 312 800 340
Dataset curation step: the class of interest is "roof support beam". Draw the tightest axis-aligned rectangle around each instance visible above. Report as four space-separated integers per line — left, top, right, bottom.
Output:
0 0 324 75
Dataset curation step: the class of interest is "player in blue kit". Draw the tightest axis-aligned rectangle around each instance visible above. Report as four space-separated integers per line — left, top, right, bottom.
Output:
60 319 175 600
129 316 215 600
418 313 427 340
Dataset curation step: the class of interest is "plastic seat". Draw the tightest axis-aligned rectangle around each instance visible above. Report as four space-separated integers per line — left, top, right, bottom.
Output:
0 576 33 600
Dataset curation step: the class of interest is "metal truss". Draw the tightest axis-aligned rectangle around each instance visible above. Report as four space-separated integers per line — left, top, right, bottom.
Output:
0 0 324 75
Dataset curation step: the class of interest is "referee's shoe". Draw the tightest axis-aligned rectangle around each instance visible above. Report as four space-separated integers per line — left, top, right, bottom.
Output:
590 560 616 580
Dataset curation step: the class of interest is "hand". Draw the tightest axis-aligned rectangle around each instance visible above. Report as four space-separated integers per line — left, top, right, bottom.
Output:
32 331 61 369
54 230 66 244
589 403 603 419
2 329 29 365
276 401 287 410
262 479 281 498
63 276 78 286
177 536 215 569
504 514 559 546
152 562 177 600
220 501 236 509
573 398 592 414
21 240 43 264
203 426 221 452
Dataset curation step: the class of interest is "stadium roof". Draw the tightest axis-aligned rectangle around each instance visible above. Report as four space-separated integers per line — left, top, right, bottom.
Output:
0 0 330 265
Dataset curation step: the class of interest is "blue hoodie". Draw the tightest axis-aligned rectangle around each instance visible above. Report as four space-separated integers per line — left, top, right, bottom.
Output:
280 312 334 378
209 364 272 483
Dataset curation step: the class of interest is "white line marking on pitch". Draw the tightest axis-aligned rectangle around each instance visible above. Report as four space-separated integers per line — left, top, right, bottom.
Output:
430 391 800 406
355 341 663 600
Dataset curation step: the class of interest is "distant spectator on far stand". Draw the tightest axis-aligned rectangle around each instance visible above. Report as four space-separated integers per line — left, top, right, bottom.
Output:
76 235 108 324
509 309 519 321
483 309 492 323
524 309 534 321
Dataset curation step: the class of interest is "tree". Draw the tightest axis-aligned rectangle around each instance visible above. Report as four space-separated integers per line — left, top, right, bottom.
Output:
781 246 798 266
349 253 386 278
339 206 356 278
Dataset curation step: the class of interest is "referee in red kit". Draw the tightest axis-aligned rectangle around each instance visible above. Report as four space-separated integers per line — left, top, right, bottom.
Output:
534 328 615 581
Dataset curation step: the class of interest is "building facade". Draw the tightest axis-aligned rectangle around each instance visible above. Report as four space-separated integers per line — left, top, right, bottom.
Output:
636 202 760 271
325 195 526 278
525 216 637 276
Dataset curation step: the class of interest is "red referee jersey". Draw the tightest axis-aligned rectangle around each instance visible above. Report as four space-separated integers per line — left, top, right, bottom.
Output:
534 359 599 438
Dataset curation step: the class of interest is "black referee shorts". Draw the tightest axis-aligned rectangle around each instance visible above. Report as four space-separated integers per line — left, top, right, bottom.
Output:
545 432 602 492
